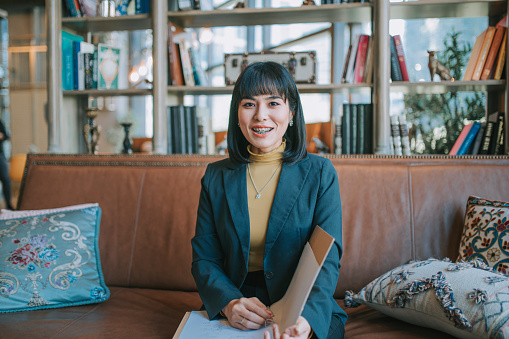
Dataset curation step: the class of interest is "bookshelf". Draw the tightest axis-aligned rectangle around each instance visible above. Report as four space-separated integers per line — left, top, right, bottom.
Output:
46 0 509 155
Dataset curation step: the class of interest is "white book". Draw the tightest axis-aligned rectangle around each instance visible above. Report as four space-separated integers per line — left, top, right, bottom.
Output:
344 34 360 84
77 41 95 90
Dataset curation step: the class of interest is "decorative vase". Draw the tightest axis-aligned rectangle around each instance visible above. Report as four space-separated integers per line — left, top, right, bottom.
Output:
83 107 101 154
121 122 133 154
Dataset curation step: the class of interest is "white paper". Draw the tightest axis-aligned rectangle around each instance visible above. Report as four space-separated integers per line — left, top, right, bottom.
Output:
175 311 273 339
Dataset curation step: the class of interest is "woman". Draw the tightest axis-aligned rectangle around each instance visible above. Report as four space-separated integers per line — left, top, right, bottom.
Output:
191 61 346 339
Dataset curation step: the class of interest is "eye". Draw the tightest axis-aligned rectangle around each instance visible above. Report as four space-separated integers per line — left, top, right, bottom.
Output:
241 101 255 108
268 101 280 107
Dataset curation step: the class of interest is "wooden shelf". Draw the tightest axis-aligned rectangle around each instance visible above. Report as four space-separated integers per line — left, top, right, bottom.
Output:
390 80 506 94
168 3 371 28
63 88 152 96
62 14 152 33
167 83 372 95
390 0 506 20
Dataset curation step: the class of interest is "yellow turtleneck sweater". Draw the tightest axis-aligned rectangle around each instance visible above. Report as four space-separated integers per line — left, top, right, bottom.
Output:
246 141 285 272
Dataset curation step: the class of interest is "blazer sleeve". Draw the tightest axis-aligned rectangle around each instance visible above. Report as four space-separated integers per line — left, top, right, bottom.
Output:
191 165 244 319
301 159 343 339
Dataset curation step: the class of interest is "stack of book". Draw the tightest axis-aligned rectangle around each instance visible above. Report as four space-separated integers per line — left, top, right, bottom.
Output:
390 115 411 155
390 35 409 82
64 0 150 17
462 18 507 81
341 34 374 84
335 103 374 154
167 105 214 155
449 112 505 155
168 23 208 87
62 31 120 91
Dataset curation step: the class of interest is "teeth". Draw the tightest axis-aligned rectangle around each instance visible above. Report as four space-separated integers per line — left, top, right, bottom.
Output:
252 127 273 134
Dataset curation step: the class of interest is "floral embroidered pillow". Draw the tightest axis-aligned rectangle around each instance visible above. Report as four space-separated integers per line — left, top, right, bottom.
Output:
0 204 110 312
345 258 509 338
457 196 509 273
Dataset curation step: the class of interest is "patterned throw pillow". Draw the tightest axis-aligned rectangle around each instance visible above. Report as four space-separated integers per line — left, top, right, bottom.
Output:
345 258 509 338
0 204 110 312
457 196 509 273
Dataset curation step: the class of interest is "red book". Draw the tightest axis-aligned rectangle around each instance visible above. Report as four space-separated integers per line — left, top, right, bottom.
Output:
449 123 473 155
496 15 507 28
481 26 506 80
353 34 370 84
393 35 409 81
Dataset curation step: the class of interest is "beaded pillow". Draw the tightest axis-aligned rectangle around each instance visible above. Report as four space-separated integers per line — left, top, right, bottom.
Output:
345 258 509 338
457 196 509 273
0 203 110 312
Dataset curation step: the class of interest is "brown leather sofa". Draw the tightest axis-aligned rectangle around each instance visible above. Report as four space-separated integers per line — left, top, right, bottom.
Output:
1 153 508 338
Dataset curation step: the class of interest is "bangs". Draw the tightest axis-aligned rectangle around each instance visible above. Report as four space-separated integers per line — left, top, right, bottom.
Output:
237 66 289 102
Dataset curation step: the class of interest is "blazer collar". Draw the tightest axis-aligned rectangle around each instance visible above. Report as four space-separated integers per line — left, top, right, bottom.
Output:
223 155 312 267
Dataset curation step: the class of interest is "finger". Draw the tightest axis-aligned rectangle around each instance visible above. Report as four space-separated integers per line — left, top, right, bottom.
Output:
244 299 273 320
272 324 280 339
264 330 271 339
239 316 264 330
250 297 273 316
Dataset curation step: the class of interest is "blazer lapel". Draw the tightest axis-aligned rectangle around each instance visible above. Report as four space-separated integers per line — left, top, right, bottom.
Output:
264 157 311 257
223 163 250 268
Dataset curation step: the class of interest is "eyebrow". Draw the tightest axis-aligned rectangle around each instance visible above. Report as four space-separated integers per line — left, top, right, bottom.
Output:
241 95 282 101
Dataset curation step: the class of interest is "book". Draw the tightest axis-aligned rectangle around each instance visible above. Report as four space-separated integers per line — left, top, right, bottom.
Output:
479 111 499 154
353 34 370 84
350 104 358 154
463 28 488 81
390 115 402 155
77 42 95 90
184 106 198 154
61 31 83 91
357 104 365 153
83 52 95 89
341 44 352 83
64 0 81 17
173 226 335 339
78 0 98 17
333 114 342 155
135 0 150 14
471 26 496 81
468 123 486 155
364 104 373 154
492 113 505 155
393 35 409 81
97 44 120 90
481 26 506 80
493 28 507 80
341 103 351 154
178 39 196 86
398 115 411 155
451 121 481 155
167 106 173 154
197 107 212 155
389 35 403 81
344 34 360 84
363 37 374 84
168 22 185 86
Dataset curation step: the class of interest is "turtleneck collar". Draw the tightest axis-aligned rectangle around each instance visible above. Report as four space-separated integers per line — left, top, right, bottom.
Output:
248 140 286 163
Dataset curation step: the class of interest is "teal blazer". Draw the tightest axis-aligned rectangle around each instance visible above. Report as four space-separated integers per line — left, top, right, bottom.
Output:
191 154 347 339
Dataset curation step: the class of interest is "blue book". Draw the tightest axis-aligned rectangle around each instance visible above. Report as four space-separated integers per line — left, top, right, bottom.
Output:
62 31 83 91
457 121 482 155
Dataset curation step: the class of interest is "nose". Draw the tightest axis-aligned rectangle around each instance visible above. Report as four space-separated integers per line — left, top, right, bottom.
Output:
253 105 269 121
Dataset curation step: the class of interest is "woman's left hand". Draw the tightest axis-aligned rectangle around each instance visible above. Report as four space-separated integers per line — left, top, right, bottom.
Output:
264 316 311 339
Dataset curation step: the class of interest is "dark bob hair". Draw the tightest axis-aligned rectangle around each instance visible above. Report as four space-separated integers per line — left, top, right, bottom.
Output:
227 61 307 164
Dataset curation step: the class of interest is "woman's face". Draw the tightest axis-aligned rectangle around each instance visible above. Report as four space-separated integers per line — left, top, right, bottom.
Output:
238 94 294 154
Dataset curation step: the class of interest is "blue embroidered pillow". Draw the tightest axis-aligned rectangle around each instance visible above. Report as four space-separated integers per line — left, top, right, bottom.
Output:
345 258 509 338
0 204 110 312
457 196 509 273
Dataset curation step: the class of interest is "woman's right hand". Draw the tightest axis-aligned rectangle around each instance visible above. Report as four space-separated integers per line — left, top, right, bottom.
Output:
223 297 273 330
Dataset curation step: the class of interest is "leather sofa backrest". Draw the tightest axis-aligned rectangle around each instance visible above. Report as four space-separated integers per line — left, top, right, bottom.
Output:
18 154 509 297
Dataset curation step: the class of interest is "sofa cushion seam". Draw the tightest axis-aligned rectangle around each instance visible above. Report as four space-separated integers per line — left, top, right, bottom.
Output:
127 169 147 286
407 166 415 259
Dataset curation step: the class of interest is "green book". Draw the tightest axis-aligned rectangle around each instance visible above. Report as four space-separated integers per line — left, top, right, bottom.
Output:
97 44 120 90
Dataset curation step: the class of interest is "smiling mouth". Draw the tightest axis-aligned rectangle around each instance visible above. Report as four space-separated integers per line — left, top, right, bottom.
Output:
252 127 273 134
